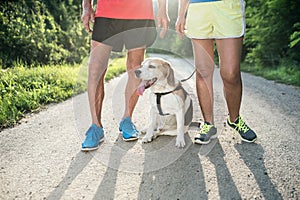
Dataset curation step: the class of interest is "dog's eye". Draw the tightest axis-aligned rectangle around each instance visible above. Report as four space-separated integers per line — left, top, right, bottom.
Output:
149 65 156 69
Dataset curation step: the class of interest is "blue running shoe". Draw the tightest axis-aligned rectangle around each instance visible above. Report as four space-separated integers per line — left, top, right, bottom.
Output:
119 117 139 141
81 124 104 151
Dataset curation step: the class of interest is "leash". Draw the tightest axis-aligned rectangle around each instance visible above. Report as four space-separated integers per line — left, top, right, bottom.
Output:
180 69 196 82
176 57 196 82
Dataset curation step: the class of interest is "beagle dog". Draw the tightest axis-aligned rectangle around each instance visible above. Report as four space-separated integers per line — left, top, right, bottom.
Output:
134 57 193 148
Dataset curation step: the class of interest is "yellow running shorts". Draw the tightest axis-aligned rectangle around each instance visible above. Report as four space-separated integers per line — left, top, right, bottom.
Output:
185 0 245 39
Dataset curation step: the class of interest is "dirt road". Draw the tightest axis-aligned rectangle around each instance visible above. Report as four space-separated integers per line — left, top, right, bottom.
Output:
0 55 299 200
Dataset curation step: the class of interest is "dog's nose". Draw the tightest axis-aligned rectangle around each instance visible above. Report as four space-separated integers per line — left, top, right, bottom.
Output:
134 69 141 77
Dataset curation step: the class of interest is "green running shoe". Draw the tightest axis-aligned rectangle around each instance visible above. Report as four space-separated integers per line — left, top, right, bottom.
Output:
194 122 217 145
227 116 257 143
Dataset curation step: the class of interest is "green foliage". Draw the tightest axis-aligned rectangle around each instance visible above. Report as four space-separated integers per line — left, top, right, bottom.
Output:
43 0 90 64
289 22 300 62
244 0 300 66
1 0 299 70
290 23 300 48
0 0 89 68
1 0 300 128
0 1 68 67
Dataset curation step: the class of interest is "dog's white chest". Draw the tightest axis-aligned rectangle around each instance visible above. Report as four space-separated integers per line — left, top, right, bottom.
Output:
149 93 183 115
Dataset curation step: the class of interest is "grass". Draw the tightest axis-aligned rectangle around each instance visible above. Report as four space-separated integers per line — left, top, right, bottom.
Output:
105 56 127 81
241 62 300 86
1 54 298 129
0 56 126 129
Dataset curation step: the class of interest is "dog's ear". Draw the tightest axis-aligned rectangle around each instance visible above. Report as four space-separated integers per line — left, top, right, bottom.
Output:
164 62 175 87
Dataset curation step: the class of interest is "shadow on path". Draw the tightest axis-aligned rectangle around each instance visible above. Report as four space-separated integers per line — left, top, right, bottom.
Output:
138 135 209 199
47 151 93 200
206 140 242 199
93 136 137 200
235 143 283 200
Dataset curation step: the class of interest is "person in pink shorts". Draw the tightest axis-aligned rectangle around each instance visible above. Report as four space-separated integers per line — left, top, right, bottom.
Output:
81 0 169 151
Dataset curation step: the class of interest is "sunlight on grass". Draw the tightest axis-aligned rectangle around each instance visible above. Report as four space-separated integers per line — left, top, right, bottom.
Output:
105 56 127 81
241 63 300 86
0 56 127 128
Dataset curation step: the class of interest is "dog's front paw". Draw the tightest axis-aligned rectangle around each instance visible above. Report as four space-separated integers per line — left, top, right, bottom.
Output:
175 136 185 148
142 134 154 143
140 128 147 135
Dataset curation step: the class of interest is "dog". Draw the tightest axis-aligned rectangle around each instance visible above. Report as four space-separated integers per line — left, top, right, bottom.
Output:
134 57 193 148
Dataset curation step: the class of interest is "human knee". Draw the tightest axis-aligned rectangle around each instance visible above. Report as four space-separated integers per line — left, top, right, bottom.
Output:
220 68 241 85
195 65 214 79
89 67 106 83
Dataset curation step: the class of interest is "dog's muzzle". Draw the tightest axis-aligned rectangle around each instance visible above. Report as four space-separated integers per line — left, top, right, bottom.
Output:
136 76 158 96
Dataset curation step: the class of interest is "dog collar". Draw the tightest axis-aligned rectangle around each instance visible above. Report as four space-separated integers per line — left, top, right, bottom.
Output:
154 84 183 116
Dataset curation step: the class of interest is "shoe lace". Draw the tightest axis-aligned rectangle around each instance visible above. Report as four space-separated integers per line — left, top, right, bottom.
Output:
235 117 249 133
200 123 211 134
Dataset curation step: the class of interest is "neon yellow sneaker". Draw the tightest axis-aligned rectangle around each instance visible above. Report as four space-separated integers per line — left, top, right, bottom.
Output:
227 116 257 143
194 122 217 144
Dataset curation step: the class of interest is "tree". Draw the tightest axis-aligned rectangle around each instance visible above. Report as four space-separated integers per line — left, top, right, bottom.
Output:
244 0 300 66
0 0 89 68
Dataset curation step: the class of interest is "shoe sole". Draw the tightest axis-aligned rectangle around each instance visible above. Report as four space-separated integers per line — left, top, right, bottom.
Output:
194 134 218 145
231 130 257 143
119 128 139 142
122 136 139 142
81 138 104 152
240 136 257 143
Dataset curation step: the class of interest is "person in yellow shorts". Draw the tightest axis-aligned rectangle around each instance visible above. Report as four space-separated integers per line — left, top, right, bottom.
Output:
176 0 257 144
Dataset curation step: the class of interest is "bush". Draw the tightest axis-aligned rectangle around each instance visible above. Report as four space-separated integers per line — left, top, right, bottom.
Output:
0 1 70 68
0 0 90 68
244 0 300 66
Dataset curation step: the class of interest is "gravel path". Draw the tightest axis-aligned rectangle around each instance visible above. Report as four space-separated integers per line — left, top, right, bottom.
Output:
0 54 299 200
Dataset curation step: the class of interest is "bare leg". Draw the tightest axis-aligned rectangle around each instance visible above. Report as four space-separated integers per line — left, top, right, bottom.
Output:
215 38 243 122
192 39 215 124
88 41 112 127
122 48 145 119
